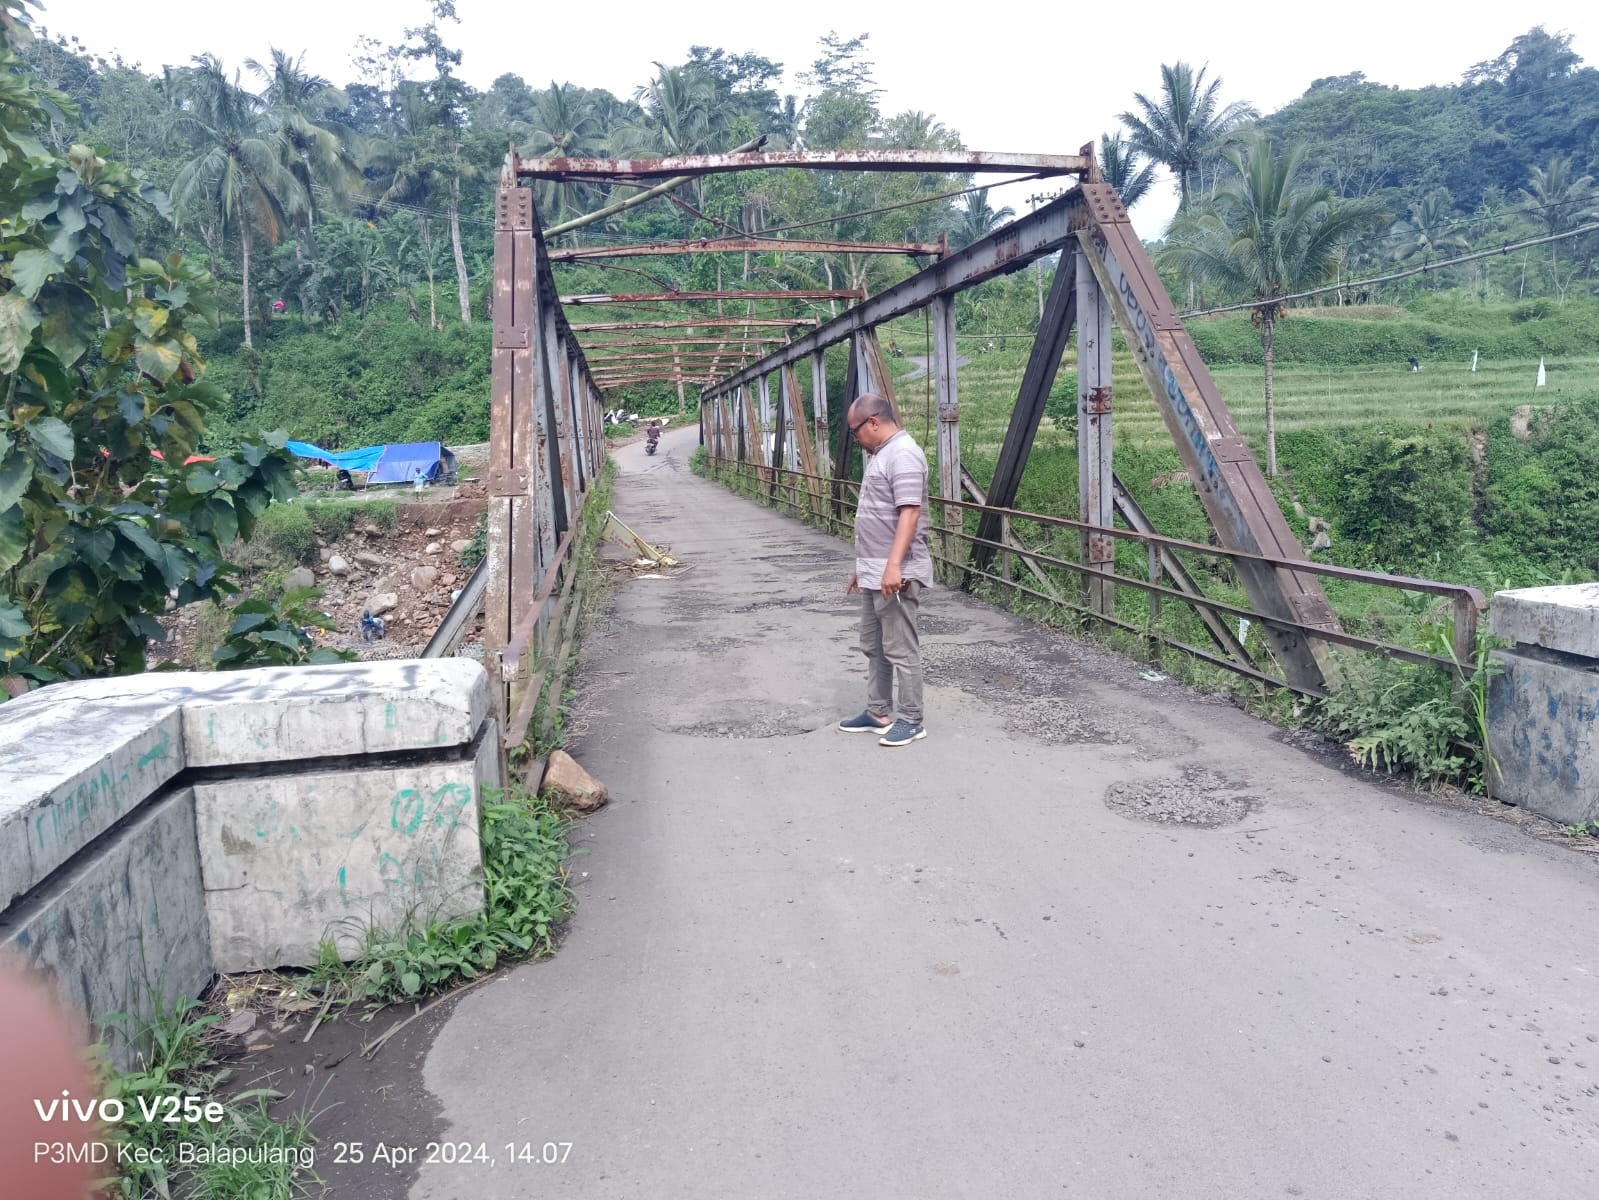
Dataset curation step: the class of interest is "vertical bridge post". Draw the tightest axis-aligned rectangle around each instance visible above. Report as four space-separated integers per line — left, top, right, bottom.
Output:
930 294 961 580
1076 240 1114 616
488 178 537 723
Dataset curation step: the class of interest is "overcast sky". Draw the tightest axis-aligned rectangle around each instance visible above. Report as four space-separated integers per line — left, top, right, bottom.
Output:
36 0 1599 238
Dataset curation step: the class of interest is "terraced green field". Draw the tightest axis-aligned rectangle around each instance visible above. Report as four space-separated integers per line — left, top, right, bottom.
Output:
884 337 1593 455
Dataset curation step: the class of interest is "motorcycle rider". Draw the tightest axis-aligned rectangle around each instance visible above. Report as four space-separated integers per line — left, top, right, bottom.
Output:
646 419 662 451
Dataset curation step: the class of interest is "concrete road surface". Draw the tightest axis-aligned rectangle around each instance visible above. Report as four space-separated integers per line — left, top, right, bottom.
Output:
413 424 1599 1199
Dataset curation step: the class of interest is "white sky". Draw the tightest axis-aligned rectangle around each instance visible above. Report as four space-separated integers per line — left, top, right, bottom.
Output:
36 0 1599 238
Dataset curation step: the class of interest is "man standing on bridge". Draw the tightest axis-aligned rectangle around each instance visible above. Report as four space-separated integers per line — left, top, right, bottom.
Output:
838 392 933 747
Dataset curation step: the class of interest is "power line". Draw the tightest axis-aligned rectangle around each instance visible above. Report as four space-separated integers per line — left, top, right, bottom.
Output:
1180 219 1599 319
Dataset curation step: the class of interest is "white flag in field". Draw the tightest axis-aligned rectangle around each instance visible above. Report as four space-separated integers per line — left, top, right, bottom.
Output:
1537 358 1547 388
1471 349 1478 372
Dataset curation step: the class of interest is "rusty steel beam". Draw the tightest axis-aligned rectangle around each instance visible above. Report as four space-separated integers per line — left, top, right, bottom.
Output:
1071 183 1338 692
562 289 864 305
549 237 942 262
571 318 818 332
703 191 1080 396
520 149 1092 181
577 337 791 350
586 353 758 365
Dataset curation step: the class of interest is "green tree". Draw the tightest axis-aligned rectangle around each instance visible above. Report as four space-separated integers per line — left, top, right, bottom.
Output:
1120 62 1257 214
1517 154 1598 287
248 48 360 321
397 2 475 325
1395 187 1467 260
525 81 605 226
1099 131 1156 208
950 189 1015 250
167 54 306 347
1159 132 1384 476
0 3 300 685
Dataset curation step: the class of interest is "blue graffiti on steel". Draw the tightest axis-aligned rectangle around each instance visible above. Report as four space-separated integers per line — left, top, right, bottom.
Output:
1092 234 1244 533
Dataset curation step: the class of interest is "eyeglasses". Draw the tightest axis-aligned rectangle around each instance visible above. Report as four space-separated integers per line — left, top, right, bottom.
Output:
849 415 875 440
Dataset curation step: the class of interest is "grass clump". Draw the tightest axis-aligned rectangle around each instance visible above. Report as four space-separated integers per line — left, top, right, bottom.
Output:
333 785 575 1004
99 997 316 1199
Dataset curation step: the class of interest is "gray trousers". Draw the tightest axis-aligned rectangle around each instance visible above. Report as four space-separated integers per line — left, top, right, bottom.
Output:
859 580 924 726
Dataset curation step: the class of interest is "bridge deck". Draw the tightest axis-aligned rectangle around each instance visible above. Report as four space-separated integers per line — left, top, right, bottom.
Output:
414 426 1599 1199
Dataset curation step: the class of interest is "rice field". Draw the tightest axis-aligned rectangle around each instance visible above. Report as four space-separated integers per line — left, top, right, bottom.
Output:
883 340 1594 457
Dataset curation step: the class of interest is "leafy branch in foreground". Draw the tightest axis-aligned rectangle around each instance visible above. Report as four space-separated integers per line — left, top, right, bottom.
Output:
1 4 303 686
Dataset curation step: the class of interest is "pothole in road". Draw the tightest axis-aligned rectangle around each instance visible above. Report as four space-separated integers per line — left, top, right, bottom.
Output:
1105 766 1259 827
917 614 975 636
690 636 749 658
667 709 830 738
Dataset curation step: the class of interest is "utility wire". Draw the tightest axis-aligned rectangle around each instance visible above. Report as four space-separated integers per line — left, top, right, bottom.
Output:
1180 219 1599 319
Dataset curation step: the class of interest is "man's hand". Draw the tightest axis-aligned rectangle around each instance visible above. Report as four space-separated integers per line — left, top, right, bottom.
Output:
881 562 903 598
846 572 859 595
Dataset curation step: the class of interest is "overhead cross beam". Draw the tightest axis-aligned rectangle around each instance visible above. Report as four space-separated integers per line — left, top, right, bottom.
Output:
577 337 792 350
571 319 818 332
585 352 760 364
562 289 864 305
549 237 942 262
518 149 1092 181
702 192 1080 396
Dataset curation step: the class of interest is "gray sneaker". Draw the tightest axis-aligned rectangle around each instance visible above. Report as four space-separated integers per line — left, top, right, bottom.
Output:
878 719 926 747
838 710 892 733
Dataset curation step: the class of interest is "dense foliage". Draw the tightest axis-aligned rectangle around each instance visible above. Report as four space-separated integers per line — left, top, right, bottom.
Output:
0 4 302 685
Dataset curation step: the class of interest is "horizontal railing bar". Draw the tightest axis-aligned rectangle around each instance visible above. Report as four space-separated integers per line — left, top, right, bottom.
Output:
705 455 1461 683
710 456 1483 608
500 527 578 676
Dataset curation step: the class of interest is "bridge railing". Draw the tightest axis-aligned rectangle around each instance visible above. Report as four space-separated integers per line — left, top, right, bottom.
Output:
702 454 1485 700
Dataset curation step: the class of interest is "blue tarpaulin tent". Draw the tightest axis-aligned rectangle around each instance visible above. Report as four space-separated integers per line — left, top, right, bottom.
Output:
368 442 457 485
286 440 457 485
285 440 384 472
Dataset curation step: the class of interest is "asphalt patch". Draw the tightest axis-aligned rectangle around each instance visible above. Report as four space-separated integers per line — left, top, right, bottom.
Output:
1105 766 1260 827
668 709 829 738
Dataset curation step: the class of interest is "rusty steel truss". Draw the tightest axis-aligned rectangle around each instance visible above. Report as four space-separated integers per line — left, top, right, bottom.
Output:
548 237 943 262
481 143 1486 749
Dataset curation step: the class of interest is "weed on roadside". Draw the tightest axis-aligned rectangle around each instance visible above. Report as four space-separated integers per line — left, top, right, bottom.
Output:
98 996 317 1199
327 786 575 1004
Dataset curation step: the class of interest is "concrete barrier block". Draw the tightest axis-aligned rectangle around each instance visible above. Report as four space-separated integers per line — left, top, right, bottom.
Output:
195 726 500 972
1490 583 1599 660
0 787 212 1069
180 659 492 766
1487 648 1599 826
0 694 185 911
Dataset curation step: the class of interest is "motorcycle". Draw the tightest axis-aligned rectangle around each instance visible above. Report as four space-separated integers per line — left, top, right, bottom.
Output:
645 439 659 456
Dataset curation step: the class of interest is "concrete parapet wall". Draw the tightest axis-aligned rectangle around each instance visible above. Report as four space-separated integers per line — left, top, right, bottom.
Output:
0 659 499 1045
1490 582 1599 659
197 727 498 972
0 788 212 1067
1488 647 1599 826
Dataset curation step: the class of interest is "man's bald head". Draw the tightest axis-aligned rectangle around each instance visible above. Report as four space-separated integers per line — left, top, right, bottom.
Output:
849 392 897 424
847 392 900 452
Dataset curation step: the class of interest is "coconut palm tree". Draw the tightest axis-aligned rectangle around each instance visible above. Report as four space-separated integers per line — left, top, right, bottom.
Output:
1395 188 1468 260
950 188 1016 250
1518 155 1599 284
168 55 308 347
526 82 605 226
246 49 360 319
626 63 719 156
1159 132 1383 476
1120 62 1256 215
1099 131 1157 209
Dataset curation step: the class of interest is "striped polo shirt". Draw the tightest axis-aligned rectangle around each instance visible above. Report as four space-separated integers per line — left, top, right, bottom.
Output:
854 430 933 589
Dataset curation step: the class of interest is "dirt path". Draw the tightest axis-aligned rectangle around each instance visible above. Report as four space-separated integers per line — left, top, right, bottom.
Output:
387 424 1599 1199
898 352 971 382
